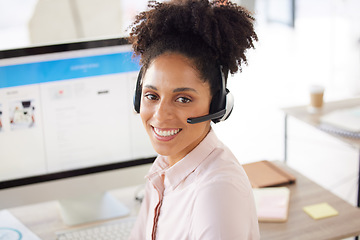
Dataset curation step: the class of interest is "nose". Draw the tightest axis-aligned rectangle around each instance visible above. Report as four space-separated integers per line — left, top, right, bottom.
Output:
154 99 174 122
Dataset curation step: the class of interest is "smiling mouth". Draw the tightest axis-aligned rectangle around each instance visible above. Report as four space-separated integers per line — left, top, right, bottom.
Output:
153 127 182 137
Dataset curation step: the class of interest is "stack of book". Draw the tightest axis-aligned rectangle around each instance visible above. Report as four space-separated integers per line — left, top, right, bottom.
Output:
242 160 296 222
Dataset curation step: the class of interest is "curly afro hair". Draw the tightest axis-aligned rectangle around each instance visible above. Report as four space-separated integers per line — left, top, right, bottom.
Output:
129 0 257 95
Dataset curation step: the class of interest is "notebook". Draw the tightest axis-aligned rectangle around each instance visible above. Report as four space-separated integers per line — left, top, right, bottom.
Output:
253 187 290 222
242 160 296 188
320 106 360 133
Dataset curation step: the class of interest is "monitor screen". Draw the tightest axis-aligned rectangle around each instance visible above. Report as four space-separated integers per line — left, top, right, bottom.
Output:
0 38 156 225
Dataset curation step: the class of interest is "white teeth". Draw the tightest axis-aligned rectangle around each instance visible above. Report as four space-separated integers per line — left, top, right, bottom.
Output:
154 128 180 137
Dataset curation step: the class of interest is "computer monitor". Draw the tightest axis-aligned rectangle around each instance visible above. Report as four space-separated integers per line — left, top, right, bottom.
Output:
0 37 156 226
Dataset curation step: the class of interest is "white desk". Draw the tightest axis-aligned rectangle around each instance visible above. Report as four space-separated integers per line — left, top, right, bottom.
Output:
282 97 360 207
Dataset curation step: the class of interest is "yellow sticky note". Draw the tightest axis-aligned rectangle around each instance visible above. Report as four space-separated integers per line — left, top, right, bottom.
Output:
303 202 339 220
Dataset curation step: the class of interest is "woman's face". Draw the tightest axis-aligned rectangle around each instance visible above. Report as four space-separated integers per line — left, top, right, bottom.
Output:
140 53 212 166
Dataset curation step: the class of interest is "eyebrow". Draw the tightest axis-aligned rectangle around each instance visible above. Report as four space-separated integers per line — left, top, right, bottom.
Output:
173 87 198 93
143 85 157 91
143 85 198 94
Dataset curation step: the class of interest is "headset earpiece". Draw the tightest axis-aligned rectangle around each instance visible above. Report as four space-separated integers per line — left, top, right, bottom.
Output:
220 89 234 122
206 67 234 123
133 67 144 113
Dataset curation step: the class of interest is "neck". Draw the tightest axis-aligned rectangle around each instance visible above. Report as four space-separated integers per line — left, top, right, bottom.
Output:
166 126 211 167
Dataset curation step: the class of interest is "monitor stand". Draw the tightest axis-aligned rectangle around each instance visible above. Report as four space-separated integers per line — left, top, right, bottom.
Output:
57 191 130 226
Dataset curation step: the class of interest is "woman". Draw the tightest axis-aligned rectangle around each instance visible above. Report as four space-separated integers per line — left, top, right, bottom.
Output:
129 0 259 239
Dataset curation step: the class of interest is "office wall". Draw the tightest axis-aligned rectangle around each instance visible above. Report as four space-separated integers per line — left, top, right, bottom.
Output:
0 0 149 49
0 0 256 50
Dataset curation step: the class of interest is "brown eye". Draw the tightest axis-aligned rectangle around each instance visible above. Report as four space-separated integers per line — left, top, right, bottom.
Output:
144 93 158 101
176 97 191 103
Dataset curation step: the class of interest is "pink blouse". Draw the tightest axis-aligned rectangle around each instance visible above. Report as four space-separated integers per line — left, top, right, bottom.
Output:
129 129 260 240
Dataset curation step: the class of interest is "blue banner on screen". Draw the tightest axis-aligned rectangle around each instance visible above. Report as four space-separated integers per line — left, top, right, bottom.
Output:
0 52 140 88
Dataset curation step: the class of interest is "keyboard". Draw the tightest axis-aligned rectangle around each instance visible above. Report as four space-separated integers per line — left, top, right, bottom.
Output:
56 217 137 240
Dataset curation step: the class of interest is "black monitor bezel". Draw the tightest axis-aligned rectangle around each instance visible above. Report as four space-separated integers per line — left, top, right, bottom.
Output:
0 37 155 190
0 37 130 59
0 157 155 190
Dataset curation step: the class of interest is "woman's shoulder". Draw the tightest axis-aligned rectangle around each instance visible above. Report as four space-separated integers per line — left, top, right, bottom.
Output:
194 144 252 193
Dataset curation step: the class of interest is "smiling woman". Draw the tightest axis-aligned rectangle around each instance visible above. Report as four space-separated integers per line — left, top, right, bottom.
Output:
140 53 212 166
128 0 259 239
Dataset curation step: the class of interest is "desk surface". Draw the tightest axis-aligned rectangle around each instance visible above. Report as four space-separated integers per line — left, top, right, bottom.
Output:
282 97 360 149
7 161 360 240
260 161 360 240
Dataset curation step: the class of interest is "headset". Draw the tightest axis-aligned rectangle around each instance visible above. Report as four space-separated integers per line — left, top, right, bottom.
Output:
133 66 234 124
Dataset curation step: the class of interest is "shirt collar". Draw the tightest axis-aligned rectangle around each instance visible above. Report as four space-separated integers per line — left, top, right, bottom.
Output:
147 128 220 190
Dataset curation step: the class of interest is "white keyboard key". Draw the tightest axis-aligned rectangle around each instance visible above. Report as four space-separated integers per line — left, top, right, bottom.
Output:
56 217 136 240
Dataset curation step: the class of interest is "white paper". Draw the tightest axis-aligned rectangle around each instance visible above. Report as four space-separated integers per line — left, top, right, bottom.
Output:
0 210 41 240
